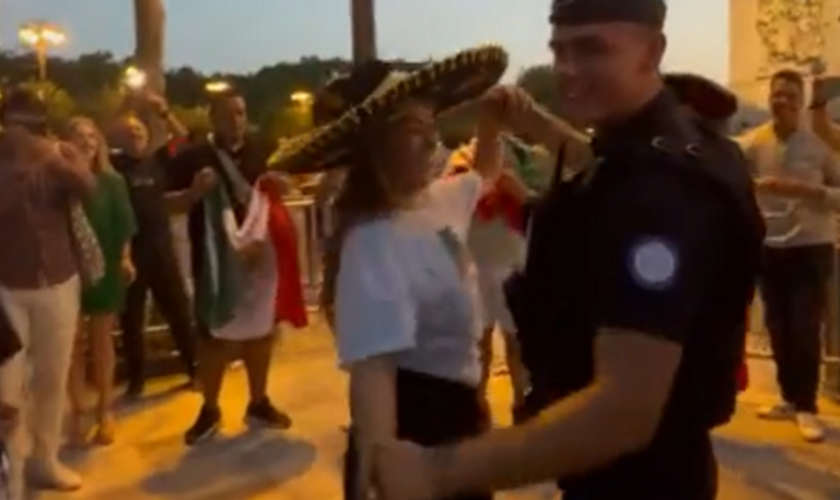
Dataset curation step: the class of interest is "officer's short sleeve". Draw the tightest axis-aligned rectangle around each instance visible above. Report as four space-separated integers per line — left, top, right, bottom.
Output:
588 166 722 344
335 220 416 367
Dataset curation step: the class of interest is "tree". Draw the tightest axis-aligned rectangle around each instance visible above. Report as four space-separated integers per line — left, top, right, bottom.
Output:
171 104 210 133
19 80 76 129
0 50 444 139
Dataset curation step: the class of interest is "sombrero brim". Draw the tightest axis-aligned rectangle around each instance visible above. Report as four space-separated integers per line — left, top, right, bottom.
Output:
270 45 509 174
664 73 738 121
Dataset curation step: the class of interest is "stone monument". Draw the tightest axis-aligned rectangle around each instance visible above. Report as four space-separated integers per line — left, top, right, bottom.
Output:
729 0 840 105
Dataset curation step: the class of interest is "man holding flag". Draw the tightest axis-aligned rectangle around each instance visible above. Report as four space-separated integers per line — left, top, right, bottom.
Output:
164 87 307 445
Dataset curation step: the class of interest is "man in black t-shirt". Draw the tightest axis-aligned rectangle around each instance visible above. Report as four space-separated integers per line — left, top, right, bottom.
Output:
110 96 198 397
165 88 292 445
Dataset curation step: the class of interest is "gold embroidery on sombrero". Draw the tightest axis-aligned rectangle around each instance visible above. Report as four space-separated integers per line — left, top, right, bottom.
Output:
272 44 508 174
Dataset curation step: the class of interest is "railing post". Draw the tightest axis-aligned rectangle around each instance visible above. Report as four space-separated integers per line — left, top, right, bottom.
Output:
822 250 840 399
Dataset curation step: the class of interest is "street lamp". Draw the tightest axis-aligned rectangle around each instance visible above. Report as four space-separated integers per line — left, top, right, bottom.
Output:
290 91 314 107
123 66 147 90
205 80 231 94
18 22 66 81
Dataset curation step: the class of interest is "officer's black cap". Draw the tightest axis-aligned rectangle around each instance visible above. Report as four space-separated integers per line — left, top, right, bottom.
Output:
550 0 667 29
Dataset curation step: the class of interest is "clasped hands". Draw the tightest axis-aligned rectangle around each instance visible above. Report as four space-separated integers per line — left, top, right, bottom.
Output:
355 438 448 500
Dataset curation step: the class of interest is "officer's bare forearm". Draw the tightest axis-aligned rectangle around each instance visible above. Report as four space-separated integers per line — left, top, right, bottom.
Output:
164 189 200 213
433 385 644 496
473 123 504 181
519 105 588 158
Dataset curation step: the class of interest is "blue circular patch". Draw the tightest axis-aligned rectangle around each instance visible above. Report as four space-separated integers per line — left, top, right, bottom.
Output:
627 237 679 290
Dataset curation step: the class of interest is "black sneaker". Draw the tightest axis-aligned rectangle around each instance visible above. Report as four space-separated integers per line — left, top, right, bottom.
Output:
245 398 292 429
185 404 221 445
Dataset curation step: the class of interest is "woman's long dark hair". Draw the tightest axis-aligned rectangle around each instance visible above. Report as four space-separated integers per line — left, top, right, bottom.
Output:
319 122 400 321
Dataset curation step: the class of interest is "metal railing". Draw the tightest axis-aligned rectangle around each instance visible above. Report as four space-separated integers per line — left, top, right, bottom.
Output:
284 195 328 310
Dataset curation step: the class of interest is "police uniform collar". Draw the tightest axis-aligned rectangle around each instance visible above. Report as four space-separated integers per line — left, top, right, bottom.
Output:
591 90 680 154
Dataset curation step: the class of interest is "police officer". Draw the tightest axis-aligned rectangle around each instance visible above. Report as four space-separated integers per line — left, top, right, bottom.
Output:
371 0 764 499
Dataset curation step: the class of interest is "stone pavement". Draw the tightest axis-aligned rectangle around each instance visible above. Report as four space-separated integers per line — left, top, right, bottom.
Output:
33 322 840 500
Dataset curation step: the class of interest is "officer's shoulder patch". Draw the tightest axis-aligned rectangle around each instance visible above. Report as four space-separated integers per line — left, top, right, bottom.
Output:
627 236 679 290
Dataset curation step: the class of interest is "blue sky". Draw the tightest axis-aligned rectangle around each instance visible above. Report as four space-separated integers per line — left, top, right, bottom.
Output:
3 0 729 81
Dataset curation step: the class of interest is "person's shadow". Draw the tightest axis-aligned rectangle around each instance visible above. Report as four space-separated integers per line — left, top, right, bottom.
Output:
715 435 840 498
136 430 317 499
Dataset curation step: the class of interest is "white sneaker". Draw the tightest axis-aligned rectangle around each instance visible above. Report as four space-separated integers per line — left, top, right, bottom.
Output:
796 412 826 443
27 460 82 491
757 401 795 420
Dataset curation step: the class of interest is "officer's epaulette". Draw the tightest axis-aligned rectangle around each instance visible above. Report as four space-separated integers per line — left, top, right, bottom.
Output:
648 134 703 163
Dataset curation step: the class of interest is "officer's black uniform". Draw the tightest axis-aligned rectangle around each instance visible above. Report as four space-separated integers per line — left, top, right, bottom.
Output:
506 1 765 498
112 148 198 393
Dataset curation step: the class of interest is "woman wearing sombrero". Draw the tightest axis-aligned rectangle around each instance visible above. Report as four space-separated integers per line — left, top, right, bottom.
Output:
271 45 509 500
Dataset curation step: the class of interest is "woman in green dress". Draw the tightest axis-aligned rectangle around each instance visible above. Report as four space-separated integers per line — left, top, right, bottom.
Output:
64 117 137 446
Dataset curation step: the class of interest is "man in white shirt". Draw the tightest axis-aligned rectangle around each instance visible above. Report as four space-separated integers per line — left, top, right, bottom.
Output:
738 69 840 442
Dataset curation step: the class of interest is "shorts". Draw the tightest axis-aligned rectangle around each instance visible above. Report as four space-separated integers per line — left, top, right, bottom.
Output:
476 265 517 333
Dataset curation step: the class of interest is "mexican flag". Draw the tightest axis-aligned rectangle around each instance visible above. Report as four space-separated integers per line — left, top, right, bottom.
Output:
195 176 308 340
448 135 547 233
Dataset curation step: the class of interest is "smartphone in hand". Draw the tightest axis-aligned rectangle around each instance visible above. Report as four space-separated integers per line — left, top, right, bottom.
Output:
814 76 840 103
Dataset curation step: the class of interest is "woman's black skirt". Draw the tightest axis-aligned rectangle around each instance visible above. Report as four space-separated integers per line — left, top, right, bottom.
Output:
343 368 492 500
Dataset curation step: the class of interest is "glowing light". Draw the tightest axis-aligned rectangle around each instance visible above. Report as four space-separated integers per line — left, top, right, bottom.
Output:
290 91 314 106
205 81 231 93
123 66 147 89
18 23 66 47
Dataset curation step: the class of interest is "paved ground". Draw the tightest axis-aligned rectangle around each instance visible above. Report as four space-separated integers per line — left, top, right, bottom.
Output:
32 321 840 500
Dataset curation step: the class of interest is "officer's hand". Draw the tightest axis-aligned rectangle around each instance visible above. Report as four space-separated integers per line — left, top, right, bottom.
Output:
481 85 538 131
756 177 825 200
190 167 217 196
374 440 438 500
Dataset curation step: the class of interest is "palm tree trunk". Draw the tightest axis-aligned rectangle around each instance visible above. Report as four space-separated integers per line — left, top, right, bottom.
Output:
133 0 168 148
350 0 377 63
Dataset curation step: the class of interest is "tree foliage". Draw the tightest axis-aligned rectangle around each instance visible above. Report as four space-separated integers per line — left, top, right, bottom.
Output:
0 50 554 140
516 64 560 114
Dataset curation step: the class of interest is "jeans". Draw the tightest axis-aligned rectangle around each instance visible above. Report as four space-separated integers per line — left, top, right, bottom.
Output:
120 248 196 387
760 244 833 413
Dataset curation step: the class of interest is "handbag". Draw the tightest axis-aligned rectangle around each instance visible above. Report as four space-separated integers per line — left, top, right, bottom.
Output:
69 203 105 286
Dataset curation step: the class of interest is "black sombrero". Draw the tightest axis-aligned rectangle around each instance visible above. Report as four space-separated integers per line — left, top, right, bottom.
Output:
664 73 738 121
271 44 509 174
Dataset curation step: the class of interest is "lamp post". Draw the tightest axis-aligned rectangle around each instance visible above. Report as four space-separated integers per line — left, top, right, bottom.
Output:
123 65 148 90
290 91 314 107
205 80 231 94
18 22 66 81
350 0 377 62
